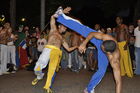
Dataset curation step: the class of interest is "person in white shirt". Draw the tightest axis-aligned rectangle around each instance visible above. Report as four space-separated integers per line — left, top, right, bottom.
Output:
134 19 140 75
37 34 47 57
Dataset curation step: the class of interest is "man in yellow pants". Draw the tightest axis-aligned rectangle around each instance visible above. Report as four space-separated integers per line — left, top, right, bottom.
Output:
115 17 133 77
32 7 77 93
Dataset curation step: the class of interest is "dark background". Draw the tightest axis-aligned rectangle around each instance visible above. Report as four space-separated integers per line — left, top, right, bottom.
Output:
0 0 139 29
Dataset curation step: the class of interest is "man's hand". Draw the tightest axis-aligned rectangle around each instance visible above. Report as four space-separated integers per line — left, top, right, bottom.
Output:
78 44 86 54
63 7 72 14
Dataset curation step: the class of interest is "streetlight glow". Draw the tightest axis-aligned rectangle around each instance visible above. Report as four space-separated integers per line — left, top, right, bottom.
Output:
21 18 26 22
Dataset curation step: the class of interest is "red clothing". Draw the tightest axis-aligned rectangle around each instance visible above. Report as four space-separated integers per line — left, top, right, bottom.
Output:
19 47 28 68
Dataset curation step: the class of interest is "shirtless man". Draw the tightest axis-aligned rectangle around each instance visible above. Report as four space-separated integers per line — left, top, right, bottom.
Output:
115 16 133 77
0 22 11 75
70 32 81 72
5 23 17 73
79 32 122 93
32 7 77 93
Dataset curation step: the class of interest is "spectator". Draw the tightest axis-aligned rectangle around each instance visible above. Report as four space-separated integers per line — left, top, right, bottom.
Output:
106 28 113 36
100 28 106 33
128 24 135 70
14 25 28 68
29 31 38 62
94 24 101 32
35 27 41 39
70 32 81 72
0 22 11 75
85 43 97 71
129 36 135 70
134 19 140 75
6 23 17 73
37 34 47 57
112 27 116 38
128 24 135 36
23 26 30 37
61 30 71 69
115 16 133 77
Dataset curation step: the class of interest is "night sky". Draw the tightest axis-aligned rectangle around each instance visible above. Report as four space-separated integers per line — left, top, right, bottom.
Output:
0 0 137 28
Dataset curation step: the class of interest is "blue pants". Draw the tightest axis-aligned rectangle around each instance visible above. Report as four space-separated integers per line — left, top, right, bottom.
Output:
57 14 108 93
16 49 20 67
50 72 56 88
135 47 140 75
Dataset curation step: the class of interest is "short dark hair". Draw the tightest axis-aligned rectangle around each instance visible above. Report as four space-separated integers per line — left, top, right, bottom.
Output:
116 16 123 20
102 40 116 53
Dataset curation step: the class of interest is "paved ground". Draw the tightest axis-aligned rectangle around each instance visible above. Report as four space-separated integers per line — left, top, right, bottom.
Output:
0 69 140 93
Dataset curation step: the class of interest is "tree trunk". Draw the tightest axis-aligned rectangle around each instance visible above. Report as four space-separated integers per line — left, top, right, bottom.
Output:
41 0 45 31
10 0 16 31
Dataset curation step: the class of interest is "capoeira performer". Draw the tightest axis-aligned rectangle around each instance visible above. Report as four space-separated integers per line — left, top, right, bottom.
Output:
56 7 121 93
32 7 77 93
79 33 121 93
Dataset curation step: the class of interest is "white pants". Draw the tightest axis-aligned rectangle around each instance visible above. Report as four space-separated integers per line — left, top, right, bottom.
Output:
7 45 16 66
0 44 8 74
34 48 51 79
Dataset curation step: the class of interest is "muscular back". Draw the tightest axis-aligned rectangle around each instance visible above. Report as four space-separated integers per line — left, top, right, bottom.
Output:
107 48 120 63
101 34 120 65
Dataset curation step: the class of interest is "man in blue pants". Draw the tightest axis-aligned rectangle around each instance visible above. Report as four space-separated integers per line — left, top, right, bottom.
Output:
55 7 121 93
79 32 121 93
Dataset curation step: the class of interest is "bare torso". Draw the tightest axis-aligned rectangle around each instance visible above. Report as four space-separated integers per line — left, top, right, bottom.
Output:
116 24 128 42
0 29 9 44
47 31 63 48
71 32 80 46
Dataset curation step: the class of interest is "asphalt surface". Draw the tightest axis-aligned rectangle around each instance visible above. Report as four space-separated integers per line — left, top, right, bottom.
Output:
0 69 140 93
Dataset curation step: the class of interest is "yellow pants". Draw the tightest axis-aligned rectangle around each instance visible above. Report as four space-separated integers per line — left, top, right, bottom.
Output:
118 41 133 77
43 45 62 89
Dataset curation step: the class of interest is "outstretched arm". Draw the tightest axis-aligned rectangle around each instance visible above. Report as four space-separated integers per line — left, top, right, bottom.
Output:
62 39 78 52
50 7 72 34
82 32 103 45
50 15 57 34
79 32 104 53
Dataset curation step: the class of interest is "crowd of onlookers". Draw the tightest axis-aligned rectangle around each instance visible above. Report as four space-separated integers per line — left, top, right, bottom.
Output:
0 16 140 76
